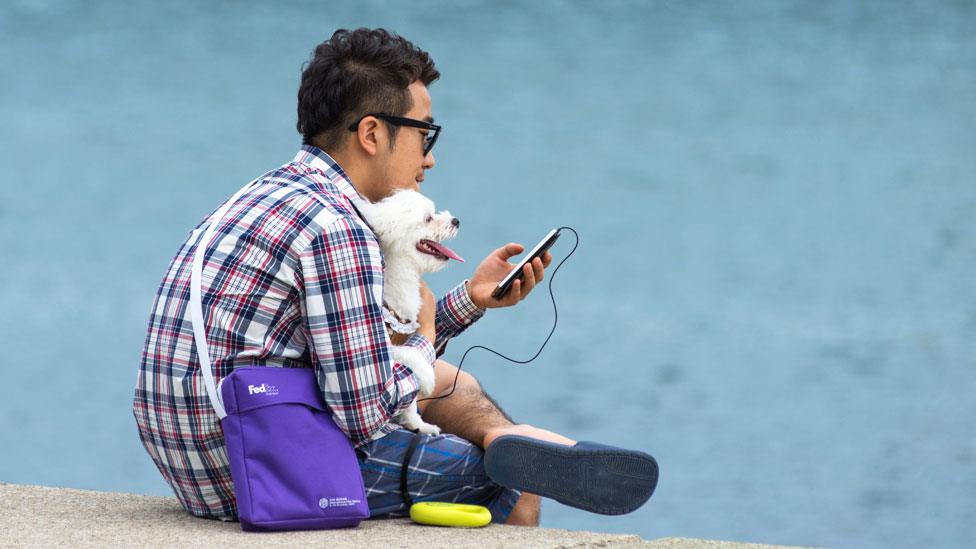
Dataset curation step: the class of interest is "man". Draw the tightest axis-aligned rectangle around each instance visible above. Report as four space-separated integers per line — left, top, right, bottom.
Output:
133 27 657 526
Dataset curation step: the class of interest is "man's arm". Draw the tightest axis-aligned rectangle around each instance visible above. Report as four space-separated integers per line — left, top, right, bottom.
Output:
298 216 434 444
431 243 554 356
433 280 486 357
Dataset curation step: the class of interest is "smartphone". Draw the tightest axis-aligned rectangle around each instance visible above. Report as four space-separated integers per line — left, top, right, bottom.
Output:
491 229 561 299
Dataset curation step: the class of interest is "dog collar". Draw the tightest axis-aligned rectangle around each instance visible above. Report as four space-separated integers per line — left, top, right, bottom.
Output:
382 306 420 335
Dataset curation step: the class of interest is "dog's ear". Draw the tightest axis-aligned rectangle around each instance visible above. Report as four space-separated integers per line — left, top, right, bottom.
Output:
357 200 386 233
357 193 416 240
365 190 409 216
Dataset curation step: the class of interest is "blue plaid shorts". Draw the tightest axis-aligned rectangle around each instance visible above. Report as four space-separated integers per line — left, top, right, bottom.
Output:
356 428 521 523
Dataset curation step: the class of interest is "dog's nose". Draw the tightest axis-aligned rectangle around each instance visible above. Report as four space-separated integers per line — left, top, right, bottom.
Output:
451 218 460 227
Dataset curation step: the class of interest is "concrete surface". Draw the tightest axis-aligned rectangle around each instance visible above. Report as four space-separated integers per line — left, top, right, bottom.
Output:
0 483 813 548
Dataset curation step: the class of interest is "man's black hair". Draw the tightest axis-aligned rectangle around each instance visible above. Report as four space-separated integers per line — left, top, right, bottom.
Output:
297 28 440 152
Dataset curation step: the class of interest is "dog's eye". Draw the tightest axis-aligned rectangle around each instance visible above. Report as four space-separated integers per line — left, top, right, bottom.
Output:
425 215 433 223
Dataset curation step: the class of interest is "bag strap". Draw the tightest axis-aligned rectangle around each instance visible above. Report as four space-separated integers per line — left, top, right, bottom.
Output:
189 181 258 419
399 430 422 507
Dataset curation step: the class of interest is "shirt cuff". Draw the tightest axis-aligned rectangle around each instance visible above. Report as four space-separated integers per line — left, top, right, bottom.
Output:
404 333 436 366
438 280 486 332
459 280 487 316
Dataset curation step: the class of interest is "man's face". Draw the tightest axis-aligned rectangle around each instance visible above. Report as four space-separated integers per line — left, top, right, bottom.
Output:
375 81 436 199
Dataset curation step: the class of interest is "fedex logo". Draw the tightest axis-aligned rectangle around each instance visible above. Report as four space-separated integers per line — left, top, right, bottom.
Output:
248 383 279 396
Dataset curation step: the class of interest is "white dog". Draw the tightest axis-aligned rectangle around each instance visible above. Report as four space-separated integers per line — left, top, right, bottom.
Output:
360 190 464 435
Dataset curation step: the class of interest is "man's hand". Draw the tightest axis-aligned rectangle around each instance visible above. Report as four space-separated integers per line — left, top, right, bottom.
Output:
468 243 553 309
391 281 436 345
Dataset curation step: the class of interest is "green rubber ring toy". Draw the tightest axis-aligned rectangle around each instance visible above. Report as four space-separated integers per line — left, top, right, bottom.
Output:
409 502 492 527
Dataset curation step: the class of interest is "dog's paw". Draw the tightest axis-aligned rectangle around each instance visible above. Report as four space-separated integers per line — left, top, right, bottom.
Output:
392 346 436 396
416 422 441 436
395 408 441 436
393 402 440 436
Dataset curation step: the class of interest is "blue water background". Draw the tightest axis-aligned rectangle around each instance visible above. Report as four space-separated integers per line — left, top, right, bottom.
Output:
1 1 974 547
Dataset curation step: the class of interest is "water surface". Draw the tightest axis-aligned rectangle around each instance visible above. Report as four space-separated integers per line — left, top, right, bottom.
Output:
1 2 974 547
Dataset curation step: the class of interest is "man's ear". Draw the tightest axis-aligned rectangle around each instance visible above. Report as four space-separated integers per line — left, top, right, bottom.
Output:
356 117 382 156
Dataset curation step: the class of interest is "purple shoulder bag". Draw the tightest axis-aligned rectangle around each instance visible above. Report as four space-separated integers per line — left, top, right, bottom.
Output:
189 181 369 531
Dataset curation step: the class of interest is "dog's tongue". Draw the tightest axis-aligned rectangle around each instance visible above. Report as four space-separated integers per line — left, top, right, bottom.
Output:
428 240 464 262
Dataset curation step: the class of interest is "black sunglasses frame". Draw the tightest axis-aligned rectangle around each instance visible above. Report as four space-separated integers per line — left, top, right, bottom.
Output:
347 113 441 156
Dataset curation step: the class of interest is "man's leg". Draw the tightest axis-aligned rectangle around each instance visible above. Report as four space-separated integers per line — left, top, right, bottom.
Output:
416 360 511 448
357 429 521 524
417 360 658 519
506 492 541 526
417 360 575 525
417 360 577 450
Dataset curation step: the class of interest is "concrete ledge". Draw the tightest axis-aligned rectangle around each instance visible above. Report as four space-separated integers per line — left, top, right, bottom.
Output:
0 483 807 548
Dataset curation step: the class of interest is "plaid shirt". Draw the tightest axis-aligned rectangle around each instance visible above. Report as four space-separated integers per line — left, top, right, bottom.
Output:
133 145 485 519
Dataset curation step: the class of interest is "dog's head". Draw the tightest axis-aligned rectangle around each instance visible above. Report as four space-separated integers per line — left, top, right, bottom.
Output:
361 190 464 274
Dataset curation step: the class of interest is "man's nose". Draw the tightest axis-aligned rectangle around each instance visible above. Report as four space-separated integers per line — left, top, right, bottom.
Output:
451 218 459 228
423 151 436 169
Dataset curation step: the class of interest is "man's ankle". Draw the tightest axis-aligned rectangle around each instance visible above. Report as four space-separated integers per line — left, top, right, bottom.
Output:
504 492 540 526
483 426 509 449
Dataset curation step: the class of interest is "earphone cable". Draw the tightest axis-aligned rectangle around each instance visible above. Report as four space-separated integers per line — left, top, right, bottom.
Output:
418 226 579 403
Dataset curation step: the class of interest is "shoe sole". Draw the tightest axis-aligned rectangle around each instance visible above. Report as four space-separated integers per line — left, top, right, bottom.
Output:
484 435 659 515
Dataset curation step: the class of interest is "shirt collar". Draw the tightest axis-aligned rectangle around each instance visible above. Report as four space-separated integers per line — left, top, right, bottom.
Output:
293 145 371 215
293 145 382 258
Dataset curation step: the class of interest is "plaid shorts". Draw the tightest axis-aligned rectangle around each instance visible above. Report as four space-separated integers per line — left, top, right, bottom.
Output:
356 428 521 523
